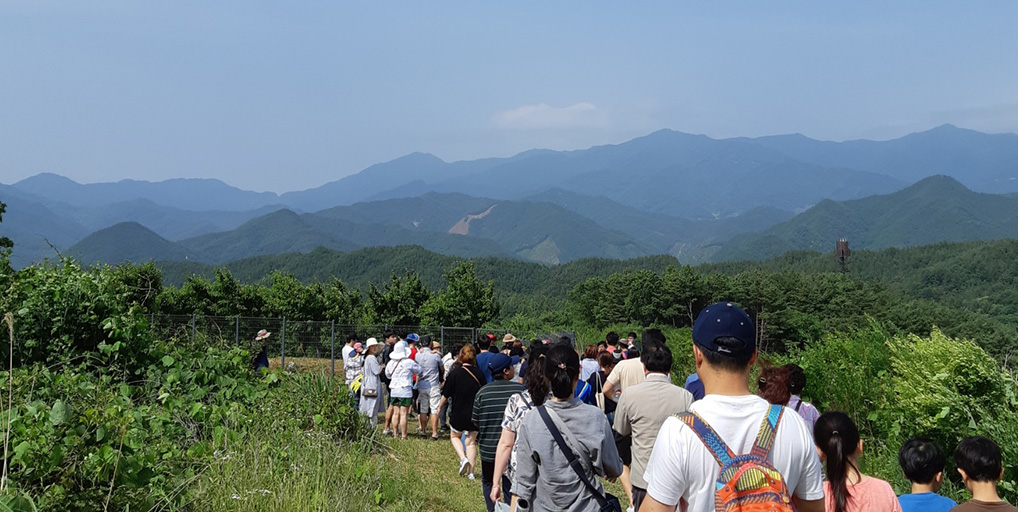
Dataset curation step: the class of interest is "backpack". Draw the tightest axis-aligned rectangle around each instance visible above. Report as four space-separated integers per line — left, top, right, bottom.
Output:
677 404 794 512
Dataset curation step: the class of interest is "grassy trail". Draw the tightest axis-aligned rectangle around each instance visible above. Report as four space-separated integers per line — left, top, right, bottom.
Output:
381 429 487 511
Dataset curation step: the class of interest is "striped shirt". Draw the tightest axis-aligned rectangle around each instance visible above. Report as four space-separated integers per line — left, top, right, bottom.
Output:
472 379 524 462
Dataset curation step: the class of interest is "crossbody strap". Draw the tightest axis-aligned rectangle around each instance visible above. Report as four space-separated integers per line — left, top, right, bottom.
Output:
537 406 610 509
794 398 803 412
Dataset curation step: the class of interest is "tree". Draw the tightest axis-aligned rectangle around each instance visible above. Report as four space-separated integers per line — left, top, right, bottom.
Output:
366 270 432 326
0 201 13 277
422 261 499 327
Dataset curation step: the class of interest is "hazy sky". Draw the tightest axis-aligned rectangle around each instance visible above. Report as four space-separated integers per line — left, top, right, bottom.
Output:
2 2 1017 193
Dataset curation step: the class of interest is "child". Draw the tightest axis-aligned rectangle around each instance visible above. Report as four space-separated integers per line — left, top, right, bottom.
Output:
952 436 1018 511
815 411 902 512
897 437 957 512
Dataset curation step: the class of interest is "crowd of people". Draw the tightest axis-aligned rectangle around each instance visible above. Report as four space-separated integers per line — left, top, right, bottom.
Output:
340 303 1015 512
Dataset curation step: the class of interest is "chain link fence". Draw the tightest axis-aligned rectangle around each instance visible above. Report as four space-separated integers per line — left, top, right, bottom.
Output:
149 315 571 377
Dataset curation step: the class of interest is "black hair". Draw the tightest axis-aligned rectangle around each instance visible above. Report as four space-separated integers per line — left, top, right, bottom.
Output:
955 436 1003 482
597 351 615 370
641 328 666 352
510 346 525 358
597 341 607 350
698 337 754 371
626 347 641 359
451 343 464 357
477 334 492 350
786 363 806 395
627 331 638 339
606 331 619 346
899 437 945 485
546 344 580 400
525 343 550 406
383 330 396 340
814 411 861 512
347 332 359 342
642 344 672 374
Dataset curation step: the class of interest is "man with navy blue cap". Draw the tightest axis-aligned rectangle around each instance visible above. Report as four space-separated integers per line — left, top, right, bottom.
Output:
640 302 825 512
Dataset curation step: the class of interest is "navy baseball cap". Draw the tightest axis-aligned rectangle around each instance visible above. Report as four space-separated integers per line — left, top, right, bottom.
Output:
488 353 520 374
692 301 756 357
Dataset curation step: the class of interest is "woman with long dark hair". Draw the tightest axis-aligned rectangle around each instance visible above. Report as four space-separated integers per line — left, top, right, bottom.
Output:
814 411 901 512
512 344 623 511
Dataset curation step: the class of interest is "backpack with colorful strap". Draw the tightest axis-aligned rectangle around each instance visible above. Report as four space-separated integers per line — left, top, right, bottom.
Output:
677 404 795 512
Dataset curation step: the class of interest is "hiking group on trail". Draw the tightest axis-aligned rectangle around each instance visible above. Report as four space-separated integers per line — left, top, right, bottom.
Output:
340 302 1016 512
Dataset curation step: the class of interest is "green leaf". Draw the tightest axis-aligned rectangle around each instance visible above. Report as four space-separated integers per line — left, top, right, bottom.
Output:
162 355 175 367
96 426 106 442
935 406 951 420
49 400 70 426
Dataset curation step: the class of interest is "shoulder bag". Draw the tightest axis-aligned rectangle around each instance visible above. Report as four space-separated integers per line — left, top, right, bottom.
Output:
536 406 622 512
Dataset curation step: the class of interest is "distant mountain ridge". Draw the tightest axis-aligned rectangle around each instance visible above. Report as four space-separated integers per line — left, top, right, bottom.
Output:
714 175 1018 261
6 125 1018 268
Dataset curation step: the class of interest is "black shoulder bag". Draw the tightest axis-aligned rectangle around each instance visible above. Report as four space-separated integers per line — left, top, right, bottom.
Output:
536 406 622 512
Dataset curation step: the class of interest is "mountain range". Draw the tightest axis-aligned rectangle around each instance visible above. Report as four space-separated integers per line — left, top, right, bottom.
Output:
3 124 1018 269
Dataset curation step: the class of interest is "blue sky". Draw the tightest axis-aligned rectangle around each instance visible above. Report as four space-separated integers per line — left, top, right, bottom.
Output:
2 2 1017 192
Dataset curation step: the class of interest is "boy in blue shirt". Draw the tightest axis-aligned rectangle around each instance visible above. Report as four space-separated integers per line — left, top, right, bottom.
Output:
897 437 957 512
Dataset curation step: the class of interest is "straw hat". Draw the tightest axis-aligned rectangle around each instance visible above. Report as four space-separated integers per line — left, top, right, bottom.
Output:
256 329 271 340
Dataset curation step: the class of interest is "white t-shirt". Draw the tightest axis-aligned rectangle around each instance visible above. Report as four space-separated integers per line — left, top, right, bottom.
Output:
643 394 824 512
341 345 355 367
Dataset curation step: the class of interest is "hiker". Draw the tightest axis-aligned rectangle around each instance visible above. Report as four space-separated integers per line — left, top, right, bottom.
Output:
640 301 824 512
476 333 501 383
952 436 1018 512
439 342 464 433
251 329 270 372
473 353 525 512
757 362 792 405
344 338 364 409
380 331 399 435
602 329 659 510
897 437 956 512
359 338 385 425
512 343 623 511
814 411 901 512
440 344 485 480
582 351 618 423
786 363 821 433
613 343 693 511
384 344 421 440
605 331 621 361
416 336 444 439
580 345 599 382
684 372 705 401
490 342 549 510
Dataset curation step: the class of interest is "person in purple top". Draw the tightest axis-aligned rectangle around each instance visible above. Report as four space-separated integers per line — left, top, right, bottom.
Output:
897 438 957 512
785 363 820 433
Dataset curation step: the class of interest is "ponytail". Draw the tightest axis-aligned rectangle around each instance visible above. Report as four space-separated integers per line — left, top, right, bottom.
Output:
526 350 550 406
546 344 580 400
814 411 861 512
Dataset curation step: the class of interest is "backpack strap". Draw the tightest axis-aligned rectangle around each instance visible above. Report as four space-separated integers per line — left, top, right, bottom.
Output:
749 404 785 459
676 412 736 468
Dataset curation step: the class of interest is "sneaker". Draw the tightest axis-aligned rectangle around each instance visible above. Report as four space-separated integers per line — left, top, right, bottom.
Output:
381 429 393 436
431 434 440 441
467 473 475 480
458 457 470 476
626 507 634 512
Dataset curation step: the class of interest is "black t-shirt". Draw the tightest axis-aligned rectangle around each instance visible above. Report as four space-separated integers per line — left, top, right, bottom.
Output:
442 364 485 431
584 370 617 414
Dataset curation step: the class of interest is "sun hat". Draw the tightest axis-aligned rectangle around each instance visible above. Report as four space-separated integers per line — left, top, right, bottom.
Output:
365 337 380 348
255 329 271 340
390 346 410 360
692 301 756 358
502 333 518 344
406 333 420 343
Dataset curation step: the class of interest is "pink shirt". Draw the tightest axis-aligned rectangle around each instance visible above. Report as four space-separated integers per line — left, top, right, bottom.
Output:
823 476 902 512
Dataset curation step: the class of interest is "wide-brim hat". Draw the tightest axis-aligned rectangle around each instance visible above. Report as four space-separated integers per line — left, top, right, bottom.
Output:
502 333 518 344
256 329 271 340
365 337 380 348
390 347 410 360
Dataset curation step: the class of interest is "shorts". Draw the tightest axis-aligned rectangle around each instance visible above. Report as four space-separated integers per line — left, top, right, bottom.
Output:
417 386 441 414
450 425 477 435
614 430 632 465
390 396 413 407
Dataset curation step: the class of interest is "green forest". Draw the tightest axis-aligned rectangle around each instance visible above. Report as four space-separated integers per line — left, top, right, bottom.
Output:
3 199 1018 509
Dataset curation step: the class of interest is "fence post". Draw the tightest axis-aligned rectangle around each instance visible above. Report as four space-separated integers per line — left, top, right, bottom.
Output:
235 316 240 345
281 317 286 370
440 326 445 354
330 320 336 379
191 314 196 344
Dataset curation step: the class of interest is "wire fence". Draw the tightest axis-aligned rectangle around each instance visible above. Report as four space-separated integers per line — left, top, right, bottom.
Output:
150 314 575 378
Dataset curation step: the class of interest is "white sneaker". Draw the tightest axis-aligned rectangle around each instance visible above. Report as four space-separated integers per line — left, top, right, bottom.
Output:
626 507 634 512
458 457 470 476
467 473 475 480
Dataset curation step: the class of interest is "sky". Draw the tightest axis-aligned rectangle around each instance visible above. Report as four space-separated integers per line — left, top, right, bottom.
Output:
2 2 1017 193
